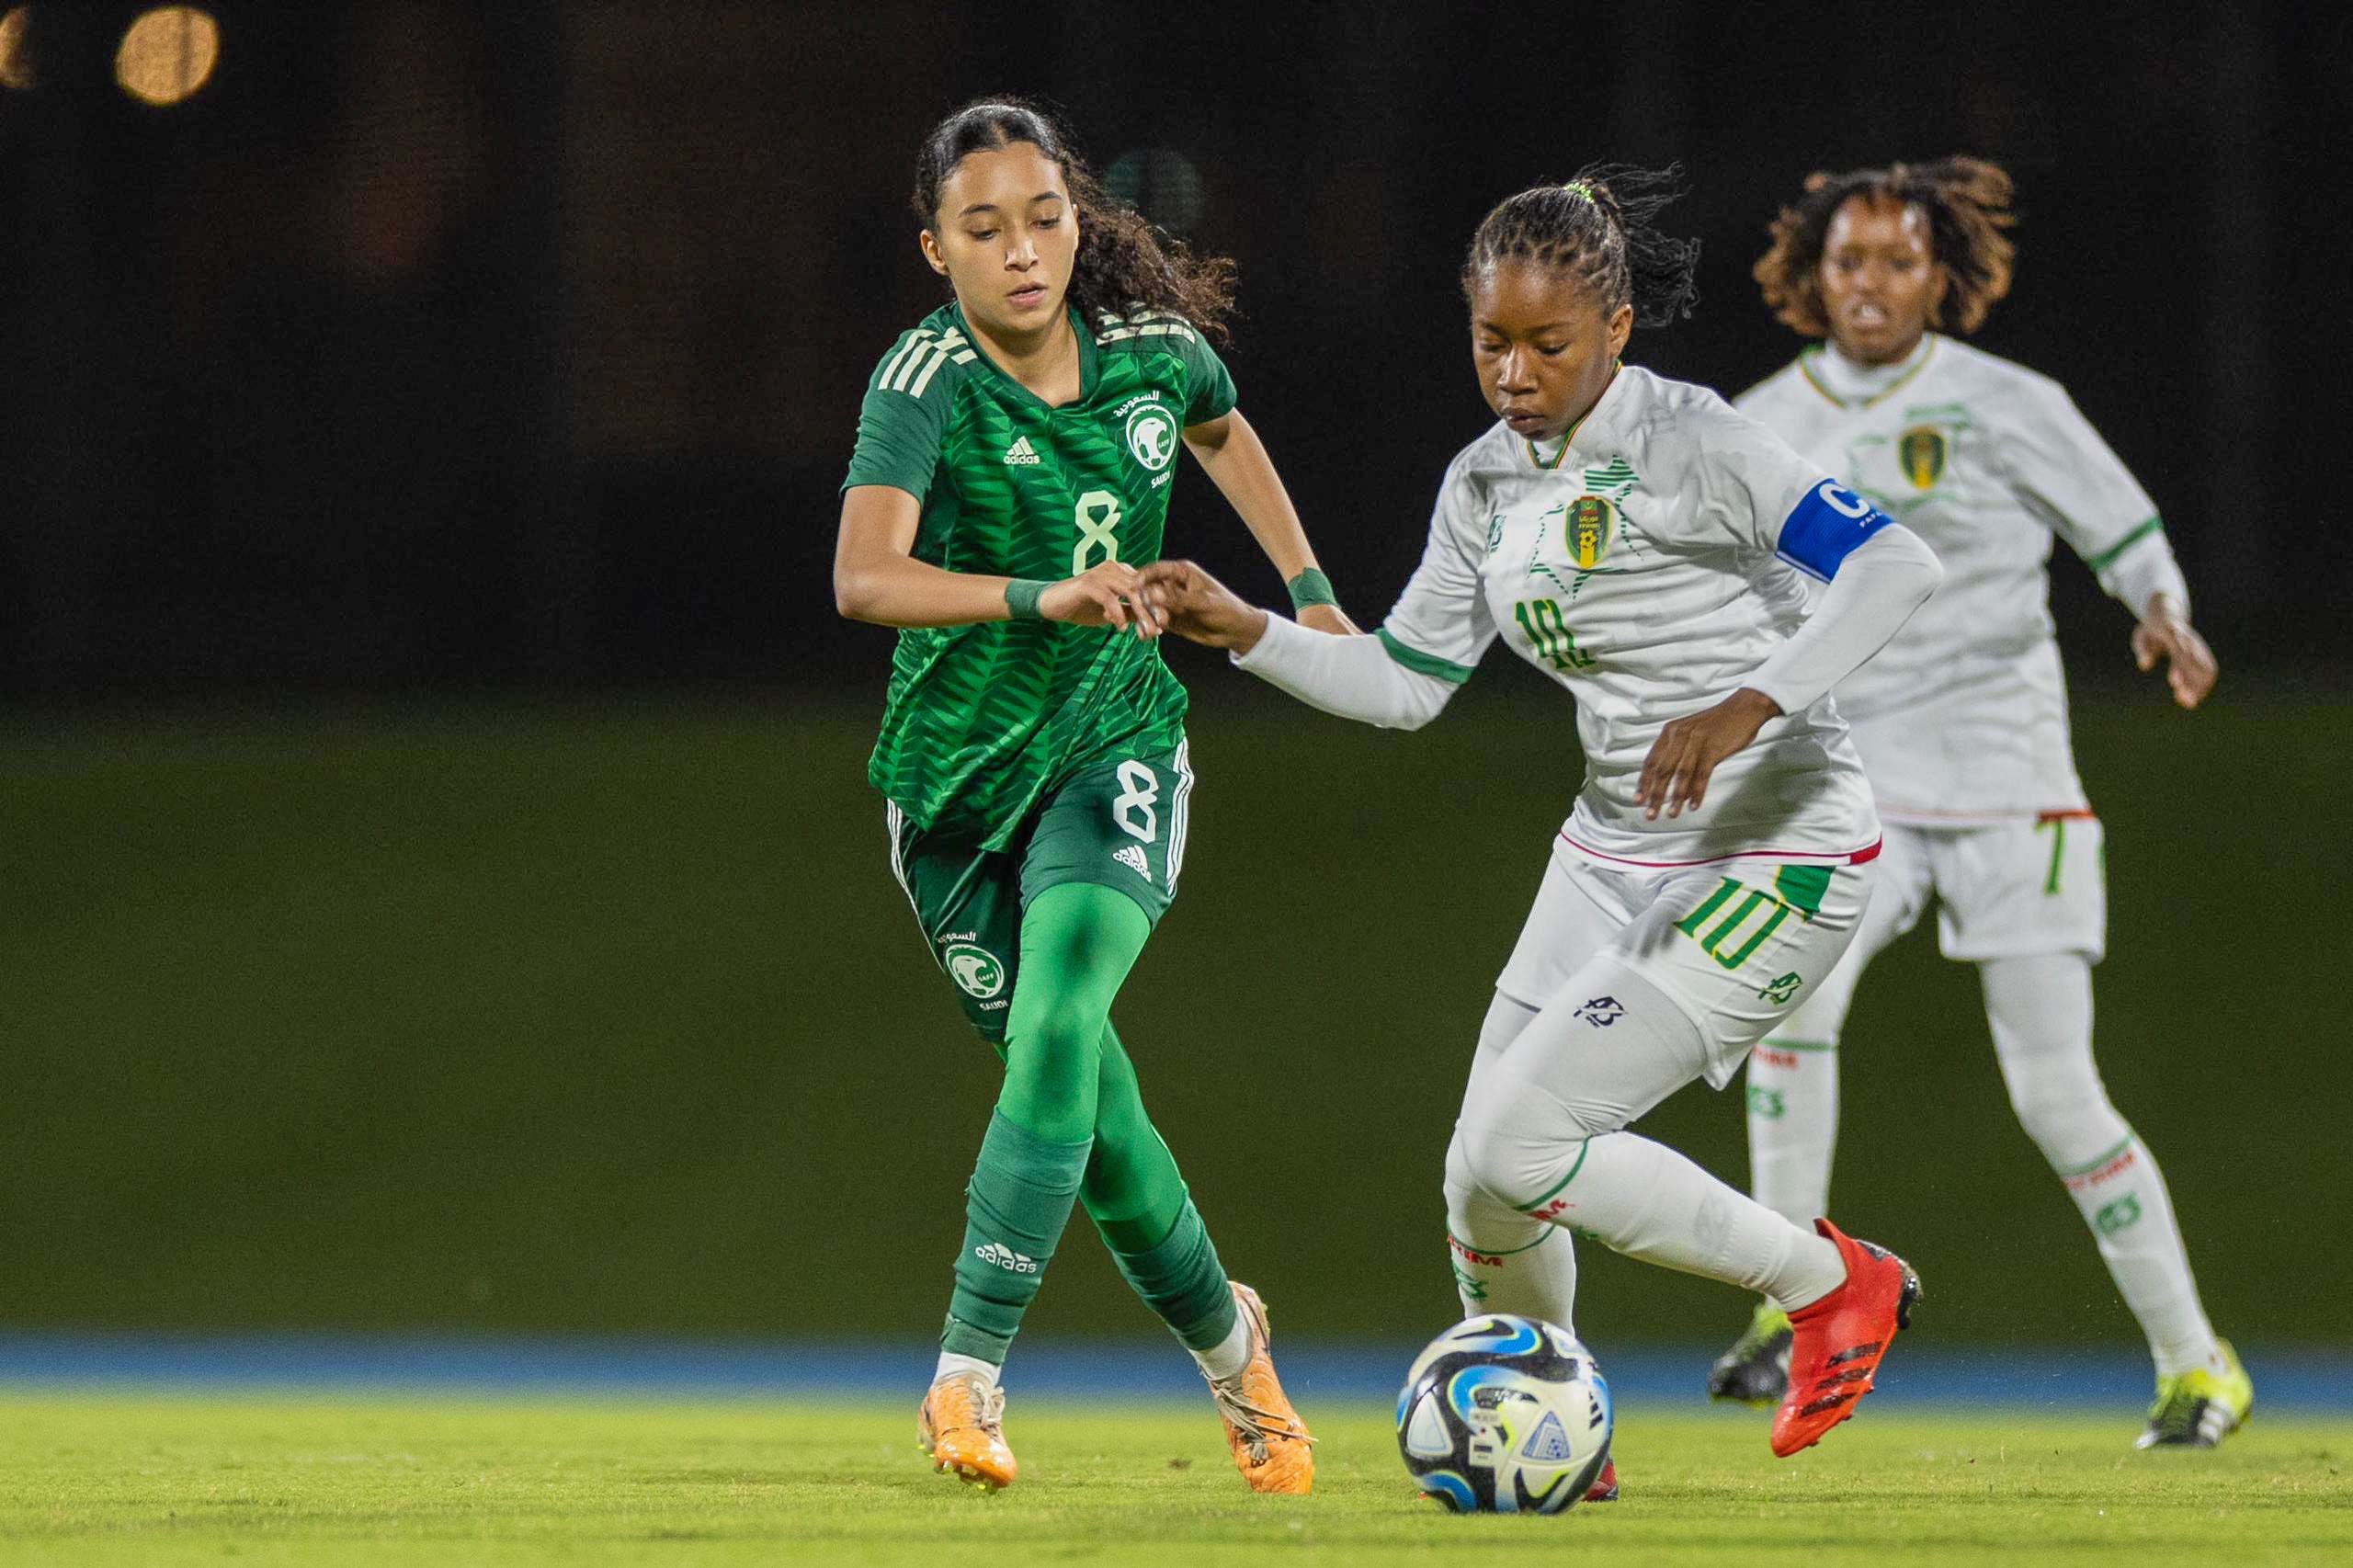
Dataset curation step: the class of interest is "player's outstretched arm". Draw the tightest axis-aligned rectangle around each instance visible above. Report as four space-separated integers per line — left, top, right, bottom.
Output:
1182 410 1359 636
835 483 1163 637
1138 560 1453 731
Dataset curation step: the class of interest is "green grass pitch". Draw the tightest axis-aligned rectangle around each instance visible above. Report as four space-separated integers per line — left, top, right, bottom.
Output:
1 1395 2347 1565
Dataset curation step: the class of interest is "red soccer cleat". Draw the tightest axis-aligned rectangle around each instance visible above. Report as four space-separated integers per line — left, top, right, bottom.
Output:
1770 1219 1922 1458
1583 1457 1619 1504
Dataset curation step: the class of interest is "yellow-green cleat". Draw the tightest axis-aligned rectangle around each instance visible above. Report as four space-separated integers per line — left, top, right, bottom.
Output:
2136 1341 2253 1449
1707 1300 1793 1406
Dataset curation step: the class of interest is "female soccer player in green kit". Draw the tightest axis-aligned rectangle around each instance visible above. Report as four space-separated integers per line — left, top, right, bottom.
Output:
833 100 1341 1494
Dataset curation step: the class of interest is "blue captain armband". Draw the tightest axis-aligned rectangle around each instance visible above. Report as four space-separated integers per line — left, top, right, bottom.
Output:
1775 479 1895 583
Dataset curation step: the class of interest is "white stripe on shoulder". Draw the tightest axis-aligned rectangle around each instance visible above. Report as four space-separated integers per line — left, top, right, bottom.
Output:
1096 309 1198 345
886 343 938 394
905 343 957 397
880 329 938 392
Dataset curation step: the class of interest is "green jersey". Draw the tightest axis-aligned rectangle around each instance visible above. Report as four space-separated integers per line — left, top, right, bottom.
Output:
842 301 1237 848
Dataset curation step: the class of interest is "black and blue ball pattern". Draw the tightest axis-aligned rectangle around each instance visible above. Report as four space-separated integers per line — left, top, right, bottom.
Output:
1395 1314 1612 1514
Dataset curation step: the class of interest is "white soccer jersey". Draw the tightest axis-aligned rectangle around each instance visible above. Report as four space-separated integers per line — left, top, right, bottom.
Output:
1736 335 2187 822
1378 365 1894 869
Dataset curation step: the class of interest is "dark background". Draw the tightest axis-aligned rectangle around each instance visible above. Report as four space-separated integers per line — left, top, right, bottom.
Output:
3 3 2347 1351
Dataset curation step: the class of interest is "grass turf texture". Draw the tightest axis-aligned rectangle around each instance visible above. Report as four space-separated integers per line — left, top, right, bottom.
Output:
0 1396 2347 1565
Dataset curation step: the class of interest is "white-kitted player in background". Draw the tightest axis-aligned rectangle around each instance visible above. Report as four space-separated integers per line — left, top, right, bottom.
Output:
1142 166 1945 1480
1716 157 2247 1449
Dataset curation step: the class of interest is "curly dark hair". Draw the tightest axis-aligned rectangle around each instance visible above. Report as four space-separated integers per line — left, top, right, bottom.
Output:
911 97 1236 345
1754 157 2018 337
1461 163 1701 329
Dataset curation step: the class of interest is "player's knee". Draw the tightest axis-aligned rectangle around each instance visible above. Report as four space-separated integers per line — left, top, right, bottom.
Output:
1003 1012 1103 1119
1443 1129 1484 1212
1454 1122 1582 1215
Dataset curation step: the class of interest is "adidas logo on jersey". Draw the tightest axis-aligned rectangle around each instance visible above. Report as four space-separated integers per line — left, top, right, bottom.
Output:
973 1243 1039 1274
1113 845 1152 881
1003 436 1040 465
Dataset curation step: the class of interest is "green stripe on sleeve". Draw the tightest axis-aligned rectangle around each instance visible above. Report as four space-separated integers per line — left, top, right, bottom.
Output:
2083 516 2165 573
1377 627 1476 685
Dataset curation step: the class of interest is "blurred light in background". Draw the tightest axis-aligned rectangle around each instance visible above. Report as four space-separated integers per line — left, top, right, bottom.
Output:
116 4 218 107
0 5 34 90
1106 148 1205 233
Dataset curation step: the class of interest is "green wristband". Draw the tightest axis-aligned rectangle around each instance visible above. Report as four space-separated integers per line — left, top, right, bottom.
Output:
1286 568 1336 610
1005 579 1051 620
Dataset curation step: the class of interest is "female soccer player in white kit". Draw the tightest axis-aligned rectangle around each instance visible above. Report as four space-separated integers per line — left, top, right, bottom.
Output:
1711 158 2247 1449
1141 167 1944 1468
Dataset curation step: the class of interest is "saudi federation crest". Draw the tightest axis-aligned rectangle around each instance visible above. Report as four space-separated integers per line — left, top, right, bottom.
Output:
1897 426 1948 491
1568 495 1615 569
943 943 1006 999
1125 403 1178 472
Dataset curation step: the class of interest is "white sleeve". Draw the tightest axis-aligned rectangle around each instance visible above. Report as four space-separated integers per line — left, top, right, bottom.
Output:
1376 453 1502 677
1745 525 1944 714
1229 455 1495 731
1231 615 1456 731
2002 379 2188 617
2098 530 2191 620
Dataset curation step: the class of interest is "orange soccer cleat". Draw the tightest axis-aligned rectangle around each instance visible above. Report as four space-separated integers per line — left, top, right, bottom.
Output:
1203 1283 1315 1494
1770 1219 1922 1458
1584 1456 1620 1503
918 1370 1018 1492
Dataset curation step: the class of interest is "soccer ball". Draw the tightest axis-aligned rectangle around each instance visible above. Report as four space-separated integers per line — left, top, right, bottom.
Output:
1395 1314 1611 1514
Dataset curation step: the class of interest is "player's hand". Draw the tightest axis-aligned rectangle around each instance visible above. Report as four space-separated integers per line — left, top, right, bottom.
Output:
1296 603 1362 636
1134 560 1270 652
2131 595 2216 710
1040 562 1165 641
1636 687 1783 820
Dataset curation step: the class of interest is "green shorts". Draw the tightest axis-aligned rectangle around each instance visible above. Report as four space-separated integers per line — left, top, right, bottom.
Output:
886 740 1195 1041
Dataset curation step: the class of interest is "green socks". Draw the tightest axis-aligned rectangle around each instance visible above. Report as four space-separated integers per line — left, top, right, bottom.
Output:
1082 1026 1239 1354
941 1110 1092 1362
1095 1195 1240 1355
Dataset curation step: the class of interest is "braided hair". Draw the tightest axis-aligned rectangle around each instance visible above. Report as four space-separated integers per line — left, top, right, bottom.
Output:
1754 157 2018 336
1461 164 1702 328
911 97 1236 344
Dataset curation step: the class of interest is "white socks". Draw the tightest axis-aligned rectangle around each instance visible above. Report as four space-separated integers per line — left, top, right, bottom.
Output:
934 1351 999 1389
1545 1130 1847 1311
1193 1313 1253 1381
1745 1036 1841 1227
1982 954 2222 1375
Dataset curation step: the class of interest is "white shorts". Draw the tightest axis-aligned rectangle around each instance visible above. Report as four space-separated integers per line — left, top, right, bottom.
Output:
1495 843 1878 1090
1876 814 2108 964
1773 815 2107 1044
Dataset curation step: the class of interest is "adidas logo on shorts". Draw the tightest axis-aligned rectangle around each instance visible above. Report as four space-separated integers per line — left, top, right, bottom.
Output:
1003 436 1040 465
1113 844 1152 881
973 1243 1039 1274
